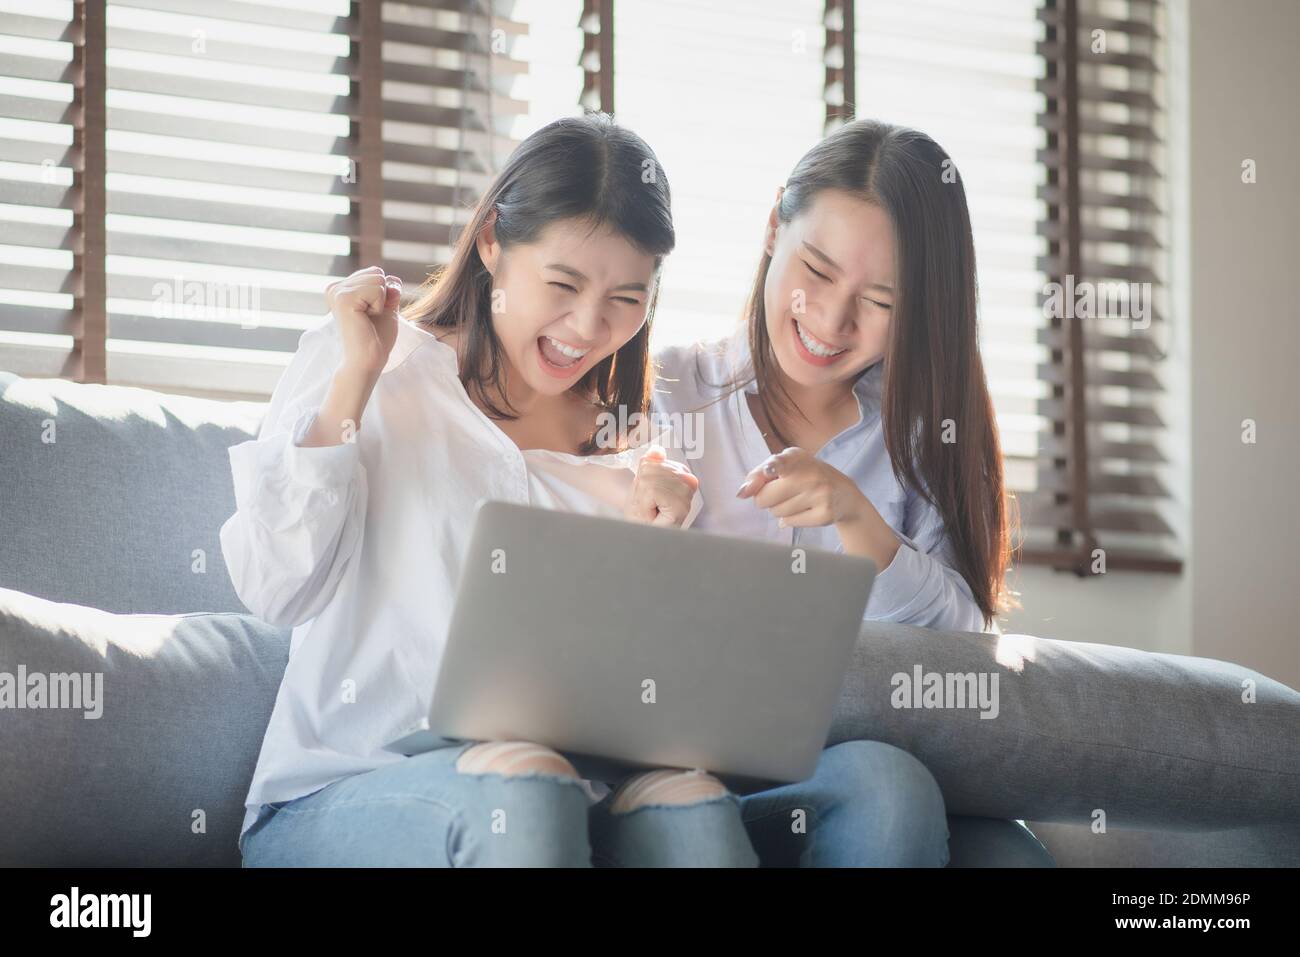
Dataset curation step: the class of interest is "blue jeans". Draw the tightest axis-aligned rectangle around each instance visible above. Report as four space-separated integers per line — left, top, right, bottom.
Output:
240 739 950 867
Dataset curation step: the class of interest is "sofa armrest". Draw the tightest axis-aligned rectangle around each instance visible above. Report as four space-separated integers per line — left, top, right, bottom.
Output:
830 621 1300 830
0 587 290 866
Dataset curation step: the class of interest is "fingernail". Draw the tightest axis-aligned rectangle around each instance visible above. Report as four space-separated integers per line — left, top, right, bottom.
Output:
735 481 749 498
777 518 786 528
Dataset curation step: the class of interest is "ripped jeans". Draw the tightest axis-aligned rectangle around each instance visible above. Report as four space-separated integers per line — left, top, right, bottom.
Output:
238 739 951 867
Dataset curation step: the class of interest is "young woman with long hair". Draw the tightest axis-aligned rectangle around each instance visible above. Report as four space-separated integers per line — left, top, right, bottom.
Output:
652 119 1051 866
655 119 1017 634
225 114 741 867
224 114 951 867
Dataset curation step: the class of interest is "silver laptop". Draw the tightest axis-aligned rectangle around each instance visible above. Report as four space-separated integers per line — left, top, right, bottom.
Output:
385 500 875 792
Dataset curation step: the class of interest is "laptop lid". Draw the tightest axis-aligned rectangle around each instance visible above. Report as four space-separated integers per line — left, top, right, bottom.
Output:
425 500 875 787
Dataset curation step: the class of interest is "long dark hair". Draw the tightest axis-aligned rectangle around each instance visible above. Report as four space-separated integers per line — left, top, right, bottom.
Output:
405 113 674 445
736 119 1016 628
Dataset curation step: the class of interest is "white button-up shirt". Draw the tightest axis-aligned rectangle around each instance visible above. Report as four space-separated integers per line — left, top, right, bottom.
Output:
652 328 990 635
220 313 698 840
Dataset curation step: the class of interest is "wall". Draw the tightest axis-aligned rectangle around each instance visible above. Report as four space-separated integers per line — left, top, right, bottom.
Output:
1187 0 1300 686
1003 0 1300 691
1004 0 1300 691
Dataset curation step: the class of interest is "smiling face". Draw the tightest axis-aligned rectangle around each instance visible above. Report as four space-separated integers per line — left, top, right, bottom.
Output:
477 216 658 399
762 188 897 389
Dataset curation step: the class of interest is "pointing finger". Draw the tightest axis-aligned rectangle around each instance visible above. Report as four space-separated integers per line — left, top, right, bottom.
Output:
736 456 780 499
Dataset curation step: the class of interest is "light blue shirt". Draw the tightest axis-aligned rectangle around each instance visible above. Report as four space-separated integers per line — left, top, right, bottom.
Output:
652 329 990 634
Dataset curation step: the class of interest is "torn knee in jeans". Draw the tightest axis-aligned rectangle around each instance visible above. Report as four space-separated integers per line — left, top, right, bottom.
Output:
454 741 580 780
609 768 729 814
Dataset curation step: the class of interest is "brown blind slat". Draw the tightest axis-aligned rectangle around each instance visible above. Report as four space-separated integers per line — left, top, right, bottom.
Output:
1039 149 1161 177
1036 78 1159 108
1038 182 1159 212
1037 40 1158 73
1038 221 1161 247
579 0 614 113
1018 498 1174 536
1027 0 1179 575
1037 398 1165 428
1036 256 1159 283
824 0 855 131
1037 327 1165 360
355 0 382 268
1037 8 1161 39
1040 112 1161 142
1038 434 1168 463
73 0 107 384
1036 470 1169 497
1016 547 1181 573
1037 363 1164 391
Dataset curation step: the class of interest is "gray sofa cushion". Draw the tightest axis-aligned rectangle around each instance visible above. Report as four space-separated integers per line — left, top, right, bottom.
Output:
0 586 288 866
4 582 1297 867
0 372 262 615
829 622 1300 829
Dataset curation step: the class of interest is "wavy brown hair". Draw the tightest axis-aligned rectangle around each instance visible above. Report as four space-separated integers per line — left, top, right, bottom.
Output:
404 113 674 451
735 119 1017 628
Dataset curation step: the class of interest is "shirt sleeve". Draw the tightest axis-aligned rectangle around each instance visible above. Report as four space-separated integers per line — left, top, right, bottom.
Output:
860 486 989 634
218 313 369 628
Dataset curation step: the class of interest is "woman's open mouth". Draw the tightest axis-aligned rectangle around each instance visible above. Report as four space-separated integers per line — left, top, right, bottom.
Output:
536 334 591 377
791 319 849 366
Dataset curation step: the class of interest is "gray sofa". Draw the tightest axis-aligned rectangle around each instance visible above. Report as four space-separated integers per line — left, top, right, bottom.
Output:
2 369 1297 867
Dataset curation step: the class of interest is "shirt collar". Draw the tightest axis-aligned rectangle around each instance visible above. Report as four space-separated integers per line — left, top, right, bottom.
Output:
384 314 460 376
722 323 885 425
